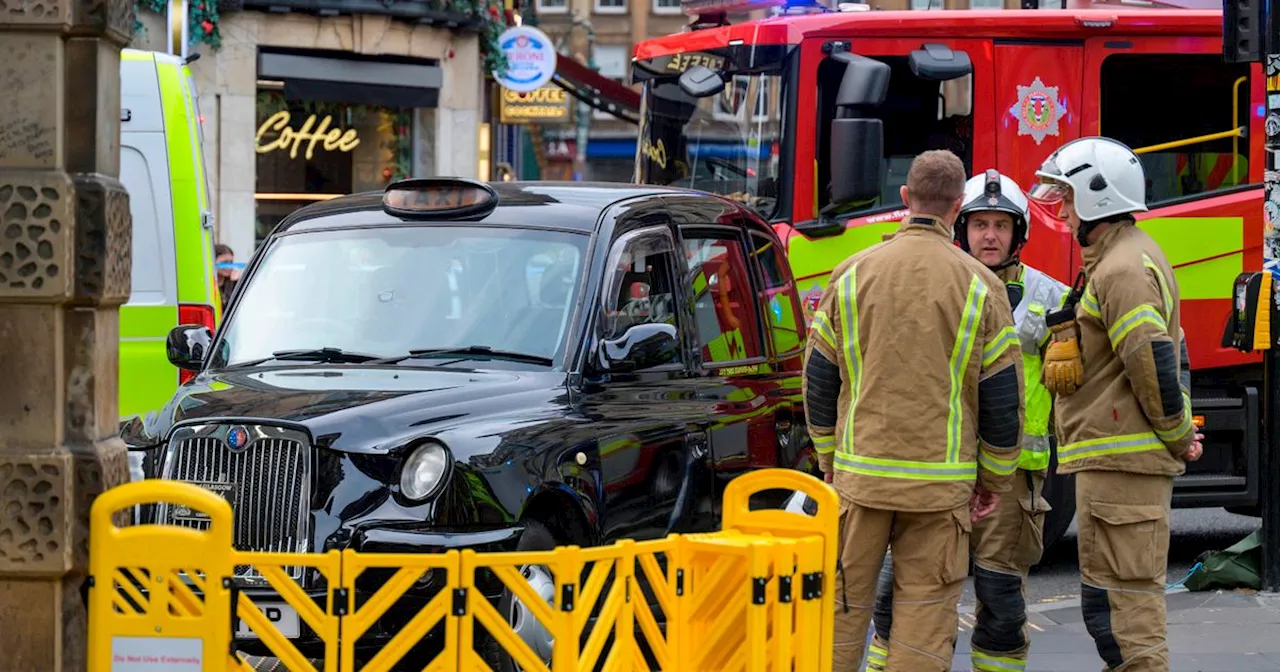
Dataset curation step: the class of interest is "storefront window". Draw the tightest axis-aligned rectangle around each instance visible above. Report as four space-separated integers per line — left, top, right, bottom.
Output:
254 90 414 246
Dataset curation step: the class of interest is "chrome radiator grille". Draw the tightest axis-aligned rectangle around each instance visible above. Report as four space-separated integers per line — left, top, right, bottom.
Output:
158 424 311 581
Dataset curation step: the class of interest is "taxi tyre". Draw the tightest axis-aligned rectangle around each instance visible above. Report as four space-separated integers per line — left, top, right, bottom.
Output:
486 519 560 672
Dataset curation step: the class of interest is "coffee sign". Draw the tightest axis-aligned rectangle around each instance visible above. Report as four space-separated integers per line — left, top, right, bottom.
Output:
500 85 571 124
255 111 360 160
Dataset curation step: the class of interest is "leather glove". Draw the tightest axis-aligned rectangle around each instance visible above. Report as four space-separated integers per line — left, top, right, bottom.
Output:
1042 317 1084 396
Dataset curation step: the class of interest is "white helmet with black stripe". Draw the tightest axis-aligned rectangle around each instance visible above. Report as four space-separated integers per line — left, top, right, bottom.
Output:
1029 136 1147 246
955 169 1031 269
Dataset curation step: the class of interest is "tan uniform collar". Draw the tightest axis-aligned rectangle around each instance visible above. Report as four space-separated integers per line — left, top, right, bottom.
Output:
996 262 1023 284
1081 222 1134 274
897 213 954 241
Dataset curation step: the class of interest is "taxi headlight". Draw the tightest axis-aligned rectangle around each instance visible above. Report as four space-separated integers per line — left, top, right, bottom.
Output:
400 441 450 501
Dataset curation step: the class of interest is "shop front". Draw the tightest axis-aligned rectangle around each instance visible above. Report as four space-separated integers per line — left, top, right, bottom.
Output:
252 48 440 245
131 10 483 260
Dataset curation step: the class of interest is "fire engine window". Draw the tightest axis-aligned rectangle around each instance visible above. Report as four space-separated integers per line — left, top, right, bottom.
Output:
1100 54 1252 204
815 55 975 215
683 234 765 365
748 232 805 358
602 226 681 360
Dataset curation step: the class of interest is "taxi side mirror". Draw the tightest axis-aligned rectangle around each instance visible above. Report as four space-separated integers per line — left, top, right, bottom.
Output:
601 323 679 373
166 325 213 373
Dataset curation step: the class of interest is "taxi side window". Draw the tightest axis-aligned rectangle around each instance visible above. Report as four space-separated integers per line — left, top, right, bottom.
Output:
682 232 765 366
601 225 681 357
748 232 805 358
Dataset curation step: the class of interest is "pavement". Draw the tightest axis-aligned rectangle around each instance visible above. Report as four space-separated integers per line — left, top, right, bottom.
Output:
950 589 1280 671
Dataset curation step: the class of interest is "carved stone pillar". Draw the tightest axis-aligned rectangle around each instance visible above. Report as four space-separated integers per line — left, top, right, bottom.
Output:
0 0 135 668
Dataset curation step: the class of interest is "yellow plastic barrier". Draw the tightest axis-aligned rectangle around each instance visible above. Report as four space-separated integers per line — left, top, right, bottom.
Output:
88 469 838 672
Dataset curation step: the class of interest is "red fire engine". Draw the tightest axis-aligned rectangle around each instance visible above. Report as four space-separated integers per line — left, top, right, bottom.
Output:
629 0 1262 548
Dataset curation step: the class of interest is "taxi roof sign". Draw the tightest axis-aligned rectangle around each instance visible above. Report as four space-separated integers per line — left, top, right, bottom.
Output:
383 178 499 220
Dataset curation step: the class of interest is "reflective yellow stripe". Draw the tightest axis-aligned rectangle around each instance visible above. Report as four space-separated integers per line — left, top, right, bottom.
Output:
833 453 977 481
810 309 837 351
979 446 1019 476
1081 285 1102 319
972 651 1027 672
1058 432 1165 463
1142 253 1175 321
838 266 864 456
1156 392 1195 443
866 643 888 671
1108 304 1167 348
948 276 988 463
982 326 1017 368
812 433 836 454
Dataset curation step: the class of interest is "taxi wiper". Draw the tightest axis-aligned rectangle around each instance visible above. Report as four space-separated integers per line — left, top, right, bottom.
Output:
231 348 382 367
378 345 553 366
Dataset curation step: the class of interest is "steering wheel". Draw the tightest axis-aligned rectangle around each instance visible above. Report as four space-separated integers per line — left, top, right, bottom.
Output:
705 157 749 179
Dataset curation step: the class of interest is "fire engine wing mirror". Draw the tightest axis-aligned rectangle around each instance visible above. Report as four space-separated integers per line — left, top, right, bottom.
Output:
678 65 726 99
830 51 890 108
825 53 889 210
908 44 972 82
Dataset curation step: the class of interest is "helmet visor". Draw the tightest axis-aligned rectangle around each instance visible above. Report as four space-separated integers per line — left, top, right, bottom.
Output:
1029 153 1069 204
1028 178 1070 205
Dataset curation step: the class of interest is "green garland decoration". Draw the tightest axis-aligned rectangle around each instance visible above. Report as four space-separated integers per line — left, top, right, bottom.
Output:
256 91 414 185
133 0 222 49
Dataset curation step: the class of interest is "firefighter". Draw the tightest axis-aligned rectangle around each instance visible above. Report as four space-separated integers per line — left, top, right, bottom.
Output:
866 170 1068 672
1029 136 1204 671
803 150 1024 672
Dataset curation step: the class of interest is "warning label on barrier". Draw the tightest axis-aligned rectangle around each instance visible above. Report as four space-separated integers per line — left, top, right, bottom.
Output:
110 636 203 671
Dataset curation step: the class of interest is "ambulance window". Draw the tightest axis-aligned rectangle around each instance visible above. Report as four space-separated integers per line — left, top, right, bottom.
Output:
815 55 975 216
682 233 765 365
748 232 805 358
1100 54 1252 204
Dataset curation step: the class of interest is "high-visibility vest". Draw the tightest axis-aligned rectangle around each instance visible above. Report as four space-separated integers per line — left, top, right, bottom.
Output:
1008 264 1069 472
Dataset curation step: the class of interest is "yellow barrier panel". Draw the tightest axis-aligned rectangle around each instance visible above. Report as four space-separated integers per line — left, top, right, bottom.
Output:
89 469 839 672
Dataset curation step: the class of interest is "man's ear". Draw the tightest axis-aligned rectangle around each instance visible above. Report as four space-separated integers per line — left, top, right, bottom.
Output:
899 185 910 209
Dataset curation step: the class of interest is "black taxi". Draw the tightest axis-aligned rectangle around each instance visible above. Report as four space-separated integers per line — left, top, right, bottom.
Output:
120 178 814 666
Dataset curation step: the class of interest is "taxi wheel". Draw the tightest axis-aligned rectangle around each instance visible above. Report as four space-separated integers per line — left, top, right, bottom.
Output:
484 519 558 672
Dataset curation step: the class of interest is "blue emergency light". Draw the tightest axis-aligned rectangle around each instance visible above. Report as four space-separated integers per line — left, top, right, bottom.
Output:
679 0 829 16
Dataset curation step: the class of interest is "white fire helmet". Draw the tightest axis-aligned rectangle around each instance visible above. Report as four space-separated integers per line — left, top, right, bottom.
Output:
956 170 1031 251
1029 136 1148 222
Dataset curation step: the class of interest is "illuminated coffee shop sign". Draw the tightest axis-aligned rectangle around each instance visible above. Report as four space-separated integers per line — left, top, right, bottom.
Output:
499 85 571 124
255 110 361 160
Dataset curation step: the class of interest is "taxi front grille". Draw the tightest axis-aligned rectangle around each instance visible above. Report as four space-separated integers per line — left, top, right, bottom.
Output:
157 424 311 583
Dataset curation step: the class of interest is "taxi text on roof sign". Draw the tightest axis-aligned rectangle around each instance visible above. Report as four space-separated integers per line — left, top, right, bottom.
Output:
382 178 499 219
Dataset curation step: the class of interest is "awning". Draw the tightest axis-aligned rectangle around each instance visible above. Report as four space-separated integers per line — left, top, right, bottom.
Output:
259 50 443 109
552 56 642 125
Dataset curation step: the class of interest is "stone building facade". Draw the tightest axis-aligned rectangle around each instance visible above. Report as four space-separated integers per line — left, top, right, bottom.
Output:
131 9 483 256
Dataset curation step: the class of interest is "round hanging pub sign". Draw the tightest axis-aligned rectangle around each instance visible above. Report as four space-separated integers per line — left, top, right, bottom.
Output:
494 26 558 94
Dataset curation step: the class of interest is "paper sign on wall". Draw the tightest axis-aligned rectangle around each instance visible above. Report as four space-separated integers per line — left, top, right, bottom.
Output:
111 636 203 671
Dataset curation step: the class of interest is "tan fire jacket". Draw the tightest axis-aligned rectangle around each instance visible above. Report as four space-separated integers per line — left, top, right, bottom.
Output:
803 215 1025 513
1054 223 1194 476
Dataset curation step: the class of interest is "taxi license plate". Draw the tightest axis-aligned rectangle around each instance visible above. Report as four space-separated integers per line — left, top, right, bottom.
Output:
236 603 300 639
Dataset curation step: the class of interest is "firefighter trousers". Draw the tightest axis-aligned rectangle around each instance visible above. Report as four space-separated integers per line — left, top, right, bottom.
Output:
833 496 971 672
1076 470 1174 672
867 470 1048 672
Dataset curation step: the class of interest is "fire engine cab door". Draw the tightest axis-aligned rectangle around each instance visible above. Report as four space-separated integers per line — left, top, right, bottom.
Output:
807 37 995 204
992 40 1084 286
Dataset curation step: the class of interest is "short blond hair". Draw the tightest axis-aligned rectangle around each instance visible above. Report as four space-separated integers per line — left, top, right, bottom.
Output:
905 150 966 216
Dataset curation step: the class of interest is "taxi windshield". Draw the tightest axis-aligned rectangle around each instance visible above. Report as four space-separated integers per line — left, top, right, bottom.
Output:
634 48 792 220
214 225 588 369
